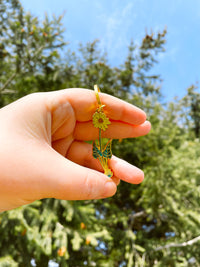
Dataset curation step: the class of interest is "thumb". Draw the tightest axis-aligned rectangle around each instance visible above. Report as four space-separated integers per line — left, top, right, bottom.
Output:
38 145 117 200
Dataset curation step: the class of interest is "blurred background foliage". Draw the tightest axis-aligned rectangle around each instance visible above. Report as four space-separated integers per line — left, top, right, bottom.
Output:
0 0 200 266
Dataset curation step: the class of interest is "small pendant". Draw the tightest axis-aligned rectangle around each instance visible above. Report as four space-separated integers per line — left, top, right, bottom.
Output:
92 85 113 178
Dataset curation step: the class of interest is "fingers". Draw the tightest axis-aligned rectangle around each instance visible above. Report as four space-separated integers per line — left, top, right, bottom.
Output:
37 145 117 200
67 141 144 184
47 88 147 125
45 89 150 142
109 156 144 184
74 120 151 141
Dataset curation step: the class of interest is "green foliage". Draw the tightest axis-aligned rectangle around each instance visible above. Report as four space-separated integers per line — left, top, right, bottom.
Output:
0 256 18 267
0 1 200 266
181 84 200 138
0 0 66 105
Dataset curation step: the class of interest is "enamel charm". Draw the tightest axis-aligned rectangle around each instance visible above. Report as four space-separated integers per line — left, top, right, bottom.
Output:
92 85 113 178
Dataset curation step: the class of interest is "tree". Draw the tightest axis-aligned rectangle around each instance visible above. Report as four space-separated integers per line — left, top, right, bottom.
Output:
181 85 200 139
0 1 199 266
0 0 66 106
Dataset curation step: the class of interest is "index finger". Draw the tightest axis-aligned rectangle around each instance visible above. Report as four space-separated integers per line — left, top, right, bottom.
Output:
50 88 146 125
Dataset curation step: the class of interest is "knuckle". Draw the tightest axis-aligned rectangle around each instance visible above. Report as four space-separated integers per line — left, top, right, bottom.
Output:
83 171 99 199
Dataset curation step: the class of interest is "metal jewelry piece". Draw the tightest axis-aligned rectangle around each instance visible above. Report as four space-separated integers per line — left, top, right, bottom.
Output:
92 85 113 178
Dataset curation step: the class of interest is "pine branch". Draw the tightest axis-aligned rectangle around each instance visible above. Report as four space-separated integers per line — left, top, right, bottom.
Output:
133 211 146 218
0 45 46 93
1 89 16 94
128 211 146 229
155 235 200 251
129 210 146 220
0 72 17 92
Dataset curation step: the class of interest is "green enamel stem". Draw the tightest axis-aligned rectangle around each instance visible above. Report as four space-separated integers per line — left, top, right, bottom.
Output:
102 159 107 173
103 156 107 167
97 128 112 176
98 156 103 166
99 157 106 172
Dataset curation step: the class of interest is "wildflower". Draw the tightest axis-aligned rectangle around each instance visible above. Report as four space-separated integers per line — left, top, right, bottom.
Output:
57 246 66 257
80 222 86 229
85 236 91 245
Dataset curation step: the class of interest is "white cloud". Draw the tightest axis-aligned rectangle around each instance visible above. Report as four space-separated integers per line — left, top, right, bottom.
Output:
95 1 137 64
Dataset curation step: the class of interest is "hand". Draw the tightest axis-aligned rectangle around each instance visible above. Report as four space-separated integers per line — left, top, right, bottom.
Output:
0 89 151 211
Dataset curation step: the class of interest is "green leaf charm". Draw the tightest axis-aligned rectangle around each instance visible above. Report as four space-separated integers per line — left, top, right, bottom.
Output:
92 142 102 159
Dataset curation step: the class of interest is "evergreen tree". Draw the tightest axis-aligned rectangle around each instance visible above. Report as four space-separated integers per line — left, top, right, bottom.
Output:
0 1 199 266
181 85 200 139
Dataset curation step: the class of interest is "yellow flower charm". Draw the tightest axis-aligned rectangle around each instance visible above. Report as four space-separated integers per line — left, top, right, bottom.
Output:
92 111 111 131
92 85 113 178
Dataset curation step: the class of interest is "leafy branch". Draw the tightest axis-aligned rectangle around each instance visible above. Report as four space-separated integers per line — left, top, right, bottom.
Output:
0 73 17 93
155 235 200 251
0 45 45 93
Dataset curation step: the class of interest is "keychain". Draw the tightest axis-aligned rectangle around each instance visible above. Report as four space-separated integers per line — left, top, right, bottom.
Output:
92 85 113 178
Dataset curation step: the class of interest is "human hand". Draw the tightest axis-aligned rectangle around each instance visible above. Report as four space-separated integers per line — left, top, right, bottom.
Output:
0 89 151 211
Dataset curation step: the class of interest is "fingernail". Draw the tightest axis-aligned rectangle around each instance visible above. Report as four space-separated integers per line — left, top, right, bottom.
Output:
102 181 117 197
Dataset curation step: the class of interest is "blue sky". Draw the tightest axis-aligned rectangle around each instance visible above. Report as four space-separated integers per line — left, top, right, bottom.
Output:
20 0 200 101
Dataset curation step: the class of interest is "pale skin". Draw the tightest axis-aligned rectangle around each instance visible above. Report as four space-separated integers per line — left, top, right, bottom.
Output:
0 89 151 212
